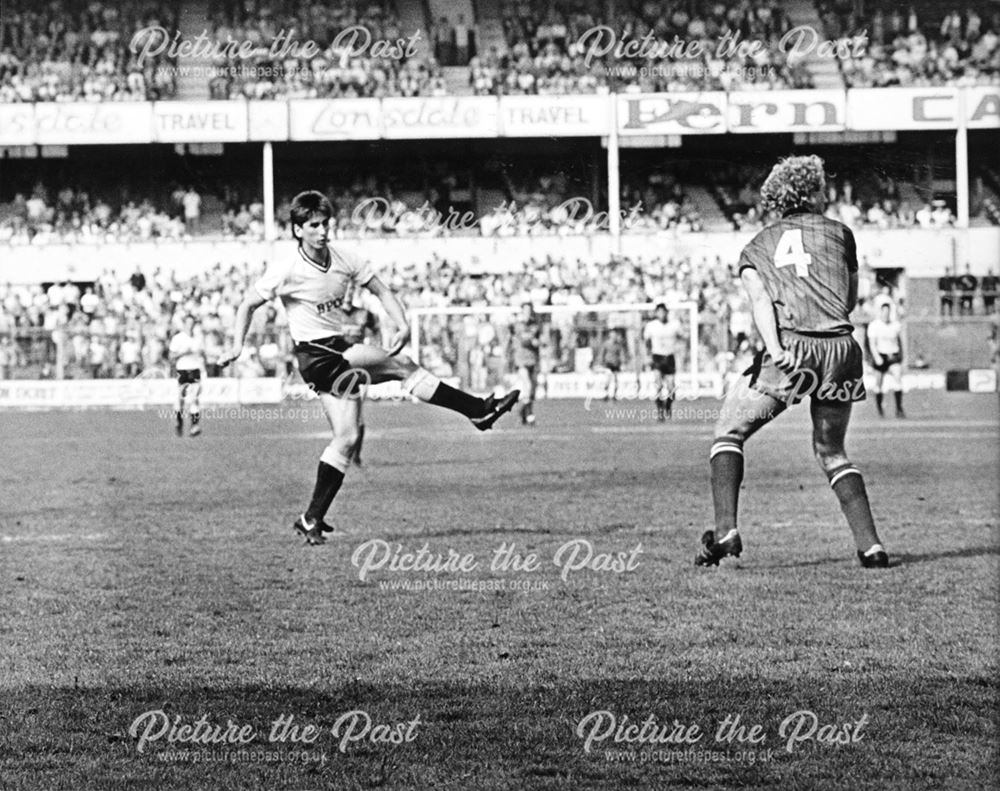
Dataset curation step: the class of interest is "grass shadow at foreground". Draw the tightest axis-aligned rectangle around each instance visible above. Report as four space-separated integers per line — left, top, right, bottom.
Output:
2 676 996 790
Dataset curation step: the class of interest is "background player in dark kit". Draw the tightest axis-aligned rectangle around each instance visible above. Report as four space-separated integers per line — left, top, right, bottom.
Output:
696 155 890 570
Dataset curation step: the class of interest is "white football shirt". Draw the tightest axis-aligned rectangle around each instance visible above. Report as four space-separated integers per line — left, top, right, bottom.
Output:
255 244 374 343
643 318 681 357
867 319 902 356
169 332 204 371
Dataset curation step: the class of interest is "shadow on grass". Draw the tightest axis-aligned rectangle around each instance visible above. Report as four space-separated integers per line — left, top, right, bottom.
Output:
1 677 997 790
753 544 1000 570
894 545 1000 565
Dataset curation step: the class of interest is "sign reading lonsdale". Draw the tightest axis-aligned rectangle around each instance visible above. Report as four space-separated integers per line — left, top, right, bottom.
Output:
0 88 995 145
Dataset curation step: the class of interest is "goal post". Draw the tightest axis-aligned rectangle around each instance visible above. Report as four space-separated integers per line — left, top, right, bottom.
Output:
408 301 702 397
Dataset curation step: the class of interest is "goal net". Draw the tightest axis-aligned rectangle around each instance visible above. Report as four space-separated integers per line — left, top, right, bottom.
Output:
407 301 712 400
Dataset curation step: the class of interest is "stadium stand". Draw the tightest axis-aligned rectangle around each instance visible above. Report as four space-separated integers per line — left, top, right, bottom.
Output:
0 0 179 101
206 0 445 98
817 0 1000 86
476 0 813 95
0 254 748 382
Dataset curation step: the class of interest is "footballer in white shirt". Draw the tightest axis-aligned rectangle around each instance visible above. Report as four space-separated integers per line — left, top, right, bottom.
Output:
866 302 905 418
642 303 681 420
221 191 519 545
169 315 206 437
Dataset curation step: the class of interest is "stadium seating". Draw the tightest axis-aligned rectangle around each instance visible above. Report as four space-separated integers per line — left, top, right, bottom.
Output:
817 0 1000 86
481 0 813 95
0 254 746 380
0 184 189 243
206 0 445 99
0 0 179 101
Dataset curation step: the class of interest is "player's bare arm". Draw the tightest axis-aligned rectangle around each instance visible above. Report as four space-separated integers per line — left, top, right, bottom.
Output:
364 275 410 356
741 267 796 373
220 290 266 367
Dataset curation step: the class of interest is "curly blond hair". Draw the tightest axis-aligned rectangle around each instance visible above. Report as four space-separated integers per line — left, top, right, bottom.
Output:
759 155 827 216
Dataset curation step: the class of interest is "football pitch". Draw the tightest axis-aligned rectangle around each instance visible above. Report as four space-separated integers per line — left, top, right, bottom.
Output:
2 391 997 790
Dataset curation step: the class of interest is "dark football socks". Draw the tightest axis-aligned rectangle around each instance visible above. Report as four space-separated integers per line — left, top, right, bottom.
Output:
353 424 365 463
305 461 345 524
893 391 904 416
175 410 183 433
710 436 745 534
428 382 485 419
875 393 884 416
827 464 881 552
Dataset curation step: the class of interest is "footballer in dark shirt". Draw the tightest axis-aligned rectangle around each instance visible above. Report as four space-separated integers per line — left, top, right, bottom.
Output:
696 155 889 570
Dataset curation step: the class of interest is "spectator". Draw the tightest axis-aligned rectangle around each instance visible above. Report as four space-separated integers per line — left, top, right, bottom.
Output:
454 14 472 66
958 264 978 315
981 268 998 314
182 188 202 235
939 269 955 316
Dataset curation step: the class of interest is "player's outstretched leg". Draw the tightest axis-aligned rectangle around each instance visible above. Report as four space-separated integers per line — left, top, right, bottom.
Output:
696 384 786 566
294 392 358 545
810 399 888 568
344 345 519 431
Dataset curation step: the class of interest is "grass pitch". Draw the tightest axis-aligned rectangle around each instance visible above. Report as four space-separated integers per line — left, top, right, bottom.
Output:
1 391 997 789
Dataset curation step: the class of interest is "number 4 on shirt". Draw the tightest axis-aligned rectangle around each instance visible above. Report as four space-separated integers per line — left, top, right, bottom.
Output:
774 229 812 277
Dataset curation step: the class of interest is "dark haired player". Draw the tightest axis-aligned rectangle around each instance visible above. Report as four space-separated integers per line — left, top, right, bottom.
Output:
643 303 680 420
696 155 889 569
221 191 519 545
169 315 205 437
867 302 905 418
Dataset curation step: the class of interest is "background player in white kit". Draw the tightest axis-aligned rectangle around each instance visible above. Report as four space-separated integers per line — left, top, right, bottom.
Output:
867 303 905 418
169 315 206 437
642 304 681 420
220 191 519 545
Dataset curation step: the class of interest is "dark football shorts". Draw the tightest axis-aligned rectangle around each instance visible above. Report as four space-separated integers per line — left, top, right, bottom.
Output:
294 335 361 395
746 331 866 405
873 352 902 373
177 369 201 385
652 354 676 375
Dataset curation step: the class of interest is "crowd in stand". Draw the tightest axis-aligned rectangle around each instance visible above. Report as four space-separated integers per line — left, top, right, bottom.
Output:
0 0 178 102
0 184 202 243
206 0 445 99
4 0 999 103
712 163 959 231
470 0 812 96
819 1 1000 86
0 254 750 381
4 163 983 244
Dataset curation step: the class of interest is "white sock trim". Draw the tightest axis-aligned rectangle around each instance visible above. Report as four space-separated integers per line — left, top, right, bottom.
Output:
710 444 744 460
320 445 350 472
829 467 861 488
402 368 441 401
